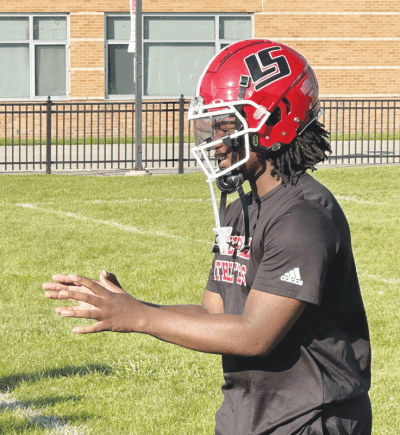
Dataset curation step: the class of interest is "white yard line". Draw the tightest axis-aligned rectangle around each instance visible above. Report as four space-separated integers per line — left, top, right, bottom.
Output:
335 195 386 205
8 197 239 205
89 197 238 205
90 198 210 204
16 203 209 245
0 392 85 434
359 273 400 286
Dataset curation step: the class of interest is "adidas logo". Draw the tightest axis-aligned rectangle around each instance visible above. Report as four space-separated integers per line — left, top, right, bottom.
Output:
280 268 303 286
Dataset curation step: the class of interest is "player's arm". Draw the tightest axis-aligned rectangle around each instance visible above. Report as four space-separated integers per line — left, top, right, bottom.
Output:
140 288 305 356
140 290 224 315
91 270 222 316
43 274 304 357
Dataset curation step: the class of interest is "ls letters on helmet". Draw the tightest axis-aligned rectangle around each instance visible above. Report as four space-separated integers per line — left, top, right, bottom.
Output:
244 47 291 91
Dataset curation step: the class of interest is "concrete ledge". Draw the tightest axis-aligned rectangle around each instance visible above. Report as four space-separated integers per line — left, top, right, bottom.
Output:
125 168 152 176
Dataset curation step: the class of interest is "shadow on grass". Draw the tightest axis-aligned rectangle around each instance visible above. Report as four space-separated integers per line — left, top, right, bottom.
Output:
0 363 113 393
0 364 110 433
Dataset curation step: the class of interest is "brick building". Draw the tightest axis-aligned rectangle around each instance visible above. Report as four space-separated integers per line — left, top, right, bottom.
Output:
1 0 400 102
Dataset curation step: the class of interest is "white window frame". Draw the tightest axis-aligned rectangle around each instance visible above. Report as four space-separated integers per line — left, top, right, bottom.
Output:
105 12 253 100
0 13 70 101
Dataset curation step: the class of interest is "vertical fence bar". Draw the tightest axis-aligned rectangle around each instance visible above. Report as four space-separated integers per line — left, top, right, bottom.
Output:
11 105 15 170
25 105 29 171
151 102 155 168
55 104 58 170
328 100 332 164
385 101 388 163
354 101 358 163
188 105 192 167
32 104 36 170
144 102 149 167
380 101 384 163
394 101 397 162
62 104 66 169
131 102 136 169
97 104 101 169
104 103 107 169
18 105 21 170
172 101 176 167
165 102 169 166
4 105 8 170
178 94 185 174
46 96 52 174
90 104 93 169
117 103 120 167
158 103 162 168
361 101 365 164
83 104 87 169
111 103 114 169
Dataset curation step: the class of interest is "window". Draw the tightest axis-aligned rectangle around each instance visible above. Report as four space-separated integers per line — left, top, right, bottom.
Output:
106 14 252 98
0 15 69 99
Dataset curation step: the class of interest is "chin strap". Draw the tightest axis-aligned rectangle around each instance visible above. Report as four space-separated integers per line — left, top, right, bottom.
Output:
237 185 250 251
212 136 250 255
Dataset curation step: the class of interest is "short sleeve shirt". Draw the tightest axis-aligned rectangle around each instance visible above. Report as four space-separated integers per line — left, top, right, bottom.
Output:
206 172 371 435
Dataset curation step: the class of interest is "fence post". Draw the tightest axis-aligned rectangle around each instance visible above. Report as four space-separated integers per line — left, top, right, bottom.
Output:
134 0 143 171
46 96 52 174
178 94 185 174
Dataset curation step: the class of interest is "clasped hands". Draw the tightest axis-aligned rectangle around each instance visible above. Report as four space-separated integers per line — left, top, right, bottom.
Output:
43 270 146 334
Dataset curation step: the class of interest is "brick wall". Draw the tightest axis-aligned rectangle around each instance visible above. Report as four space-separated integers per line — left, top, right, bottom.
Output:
1 0 399 99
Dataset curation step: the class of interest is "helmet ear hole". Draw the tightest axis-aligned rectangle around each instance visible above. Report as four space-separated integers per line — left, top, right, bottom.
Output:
265 106 281 127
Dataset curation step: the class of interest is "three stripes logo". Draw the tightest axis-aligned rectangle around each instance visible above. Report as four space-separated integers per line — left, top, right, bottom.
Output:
280 268 303 286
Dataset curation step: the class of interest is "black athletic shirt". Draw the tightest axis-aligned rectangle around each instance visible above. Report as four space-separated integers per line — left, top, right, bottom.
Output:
206 172 371 435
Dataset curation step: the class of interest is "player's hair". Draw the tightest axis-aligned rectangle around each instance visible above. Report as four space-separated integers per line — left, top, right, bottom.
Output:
266 121 331 186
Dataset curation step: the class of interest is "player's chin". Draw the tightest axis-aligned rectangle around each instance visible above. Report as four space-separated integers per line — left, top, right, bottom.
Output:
218 157 231 171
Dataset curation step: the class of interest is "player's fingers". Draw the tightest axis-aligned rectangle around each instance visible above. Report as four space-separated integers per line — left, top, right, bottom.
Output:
99 270 125 294
45 291 64 300
43 282 73 293
58 307 99 319
68 274 110 298
50 274 79 285
62 289 101 305
73 322 106 334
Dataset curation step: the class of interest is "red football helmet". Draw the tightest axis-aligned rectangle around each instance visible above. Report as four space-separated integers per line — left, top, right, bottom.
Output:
189 39 321 182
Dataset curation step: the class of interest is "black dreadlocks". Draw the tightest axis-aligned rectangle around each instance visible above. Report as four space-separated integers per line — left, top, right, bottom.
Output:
266 121 331 186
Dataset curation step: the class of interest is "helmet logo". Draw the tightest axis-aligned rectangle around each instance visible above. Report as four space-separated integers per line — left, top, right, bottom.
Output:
244 47 291 91
252 134 259 147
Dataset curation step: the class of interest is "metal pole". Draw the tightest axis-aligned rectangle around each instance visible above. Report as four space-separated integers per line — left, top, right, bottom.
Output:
178 94 185 174
134 0 143 170
46 96 52 174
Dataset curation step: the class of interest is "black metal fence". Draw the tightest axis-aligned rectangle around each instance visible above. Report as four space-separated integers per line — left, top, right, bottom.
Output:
0 97 399 173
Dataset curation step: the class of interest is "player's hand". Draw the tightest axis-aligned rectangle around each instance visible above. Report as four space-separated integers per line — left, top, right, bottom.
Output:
44 270 125 312
43 272 146 334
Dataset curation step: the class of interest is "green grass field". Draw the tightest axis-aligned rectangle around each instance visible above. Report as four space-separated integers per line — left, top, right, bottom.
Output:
0 166 399 434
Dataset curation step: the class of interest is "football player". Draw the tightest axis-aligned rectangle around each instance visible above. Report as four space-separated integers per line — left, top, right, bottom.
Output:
44 40 372 434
